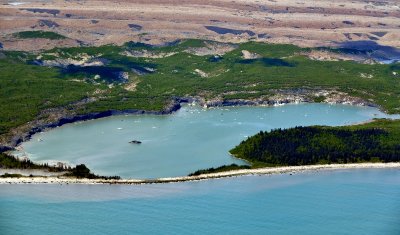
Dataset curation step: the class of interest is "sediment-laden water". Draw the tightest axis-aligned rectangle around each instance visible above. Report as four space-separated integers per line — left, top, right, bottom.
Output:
12 103 397 178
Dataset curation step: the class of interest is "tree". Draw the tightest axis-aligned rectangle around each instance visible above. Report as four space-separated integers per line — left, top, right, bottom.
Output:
72 164 91 178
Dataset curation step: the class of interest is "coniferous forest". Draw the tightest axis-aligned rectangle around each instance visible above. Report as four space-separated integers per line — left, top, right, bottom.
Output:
230 119 400 166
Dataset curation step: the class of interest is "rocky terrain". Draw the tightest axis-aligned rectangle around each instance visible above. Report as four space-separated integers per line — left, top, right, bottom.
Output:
1 0 400 51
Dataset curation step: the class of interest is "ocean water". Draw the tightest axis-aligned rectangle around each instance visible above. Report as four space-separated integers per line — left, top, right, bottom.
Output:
1 169 399 234
13 103 397 179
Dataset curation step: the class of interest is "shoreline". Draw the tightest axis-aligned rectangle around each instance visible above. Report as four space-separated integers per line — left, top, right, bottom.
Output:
0 97 184 151
1 163 399 185
0 90 382 151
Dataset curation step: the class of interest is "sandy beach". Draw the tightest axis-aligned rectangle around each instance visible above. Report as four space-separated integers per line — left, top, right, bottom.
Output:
1 162 399 185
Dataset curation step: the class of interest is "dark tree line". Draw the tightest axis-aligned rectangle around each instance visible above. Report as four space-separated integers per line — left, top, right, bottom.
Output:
0 153 70 171
65 164 120 180
230 127 400 166
188 164 250 176
0 153 120 179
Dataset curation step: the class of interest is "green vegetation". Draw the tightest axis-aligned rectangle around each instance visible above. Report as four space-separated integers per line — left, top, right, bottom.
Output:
0 152 67 170
0 54 94 136
1 39 400 143
0 173 24 178
64 164 120 179
188 164 251 176
13 31 66 40
230 119 400 166
0 153 120 179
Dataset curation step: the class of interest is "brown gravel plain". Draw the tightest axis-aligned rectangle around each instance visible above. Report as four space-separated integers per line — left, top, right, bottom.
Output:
0 0 399 51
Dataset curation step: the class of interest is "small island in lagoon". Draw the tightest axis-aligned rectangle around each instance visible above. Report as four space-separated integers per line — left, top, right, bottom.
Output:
129 140 142 144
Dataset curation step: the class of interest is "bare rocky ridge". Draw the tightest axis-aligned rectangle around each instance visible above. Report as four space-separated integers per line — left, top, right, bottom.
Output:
1 0 400 51
184 42 238 56
202 89 376 108
298 50 376 63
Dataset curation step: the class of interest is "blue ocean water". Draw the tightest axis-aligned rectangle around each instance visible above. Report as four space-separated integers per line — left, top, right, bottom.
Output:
1 169 399 234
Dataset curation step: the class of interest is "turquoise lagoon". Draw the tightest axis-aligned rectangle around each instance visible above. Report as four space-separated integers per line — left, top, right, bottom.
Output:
13 103 397 178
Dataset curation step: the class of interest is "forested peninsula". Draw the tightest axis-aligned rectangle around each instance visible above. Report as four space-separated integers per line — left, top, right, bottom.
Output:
229 119 400 167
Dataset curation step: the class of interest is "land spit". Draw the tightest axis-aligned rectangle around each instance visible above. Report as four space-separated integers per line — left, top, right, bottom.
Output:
1 163 399 185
